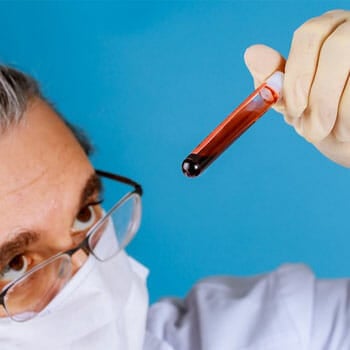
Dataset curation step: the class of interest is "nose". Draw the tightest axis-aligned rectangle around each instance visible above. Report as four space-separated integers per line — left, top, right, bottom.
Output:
71 249 89 275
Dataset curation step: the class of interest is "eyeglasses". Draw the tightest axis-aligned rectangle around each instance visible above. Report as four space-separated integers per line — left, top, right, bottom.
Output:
0 170 142 322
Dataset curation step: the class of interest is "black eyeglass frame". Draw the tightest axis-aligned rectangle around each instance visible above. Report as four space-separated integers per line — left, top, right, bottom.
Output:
0 169 143 314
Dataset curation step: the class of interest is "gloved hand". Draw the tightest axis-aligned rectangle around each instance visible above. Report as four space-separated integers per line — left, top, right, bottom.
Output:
244 9 350 167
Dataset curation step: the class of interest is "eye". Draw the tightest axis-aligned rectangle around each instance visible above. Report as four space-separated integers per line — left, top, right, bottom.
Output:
0 255 29 282
71 204 98 233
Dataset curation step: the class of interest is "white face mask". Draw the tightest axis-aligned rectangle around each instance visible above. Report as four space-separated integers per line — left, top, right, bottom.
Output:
0 221 149 350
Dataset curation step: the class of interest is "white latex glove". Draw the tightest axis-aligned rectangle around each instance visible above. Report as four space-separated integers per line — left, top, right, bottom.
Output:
244 10 350 167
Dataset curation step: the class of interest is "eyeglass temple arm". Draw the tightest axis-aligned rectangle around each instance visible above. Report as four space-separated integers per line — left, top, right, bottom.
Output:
95 169 143 196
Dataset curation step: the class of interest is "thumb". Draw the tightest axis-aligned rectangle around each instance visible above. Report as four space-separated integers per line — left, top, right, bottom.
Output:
244 44 286 114
244 44 286 87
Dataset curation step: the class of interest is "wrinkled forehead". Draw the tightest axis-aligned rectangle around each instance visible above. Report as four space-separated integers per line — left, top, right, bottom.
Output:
0 98 94 240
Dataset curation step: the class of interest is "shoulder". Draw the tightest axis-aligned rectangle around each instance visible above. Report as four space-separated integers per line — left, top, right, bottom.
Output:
145 264 350 350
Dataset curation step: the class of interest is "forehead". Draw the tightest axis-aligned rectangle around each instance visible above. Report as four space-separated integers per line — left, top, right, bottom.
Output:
0 99 93 241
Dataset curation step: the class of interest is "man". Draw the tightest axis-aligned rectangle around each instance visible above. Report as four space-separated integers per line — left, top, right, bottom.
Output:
0 9 349 350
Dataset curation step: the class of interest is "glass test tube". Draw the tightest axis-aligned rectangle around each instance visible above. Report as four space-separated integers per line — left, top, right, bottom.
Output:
182 71 284 177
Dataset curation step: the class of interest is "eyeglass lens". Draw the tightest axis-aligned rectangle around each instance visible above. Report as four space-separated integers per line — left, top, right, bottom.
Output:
90 193 141 261
4 255 72 322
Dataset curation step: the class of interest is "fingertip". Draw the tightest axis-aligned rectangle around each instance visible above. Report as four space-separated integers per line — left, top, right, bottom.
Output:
243 44 269 64
244 44 286 82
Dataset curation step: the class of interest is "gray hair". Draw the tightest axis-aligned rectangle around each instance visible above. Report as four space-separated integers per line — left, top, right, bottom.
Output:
0 65 93 155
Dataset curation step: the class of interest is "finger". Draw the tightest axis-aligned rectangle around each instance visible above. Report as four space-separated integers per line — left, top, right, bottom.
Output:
244 44 286 85
284 10 349 120
333 73 350 142
302 20 350 142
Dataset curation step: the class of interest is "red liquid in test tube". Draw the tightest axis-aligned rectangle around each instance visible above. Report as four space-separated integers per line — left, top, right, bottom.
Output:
182 71 284 177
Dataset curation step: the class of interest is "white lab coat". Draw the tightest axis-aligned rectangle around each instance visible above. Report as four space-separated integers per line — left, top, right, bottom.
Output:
144 264 350 349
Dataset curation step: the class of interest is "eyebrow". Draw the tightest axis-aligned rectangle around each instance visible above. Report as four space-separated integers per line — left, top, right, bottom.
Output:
0 173 102 272
78 173 102 210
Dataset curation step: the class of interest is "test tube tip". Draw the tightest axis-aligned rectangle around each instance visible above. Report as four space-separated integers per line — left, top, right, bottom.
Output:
182 157 201 178
182 153 214 177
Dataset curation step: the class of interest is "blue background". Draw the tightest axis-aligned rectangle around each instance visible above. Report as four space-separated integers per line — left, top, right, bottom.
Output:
0 1 349 302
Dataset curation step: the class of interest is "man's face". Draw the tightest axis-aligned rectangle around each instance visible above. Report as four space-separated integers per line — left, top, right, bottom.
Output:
0 98 100 317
